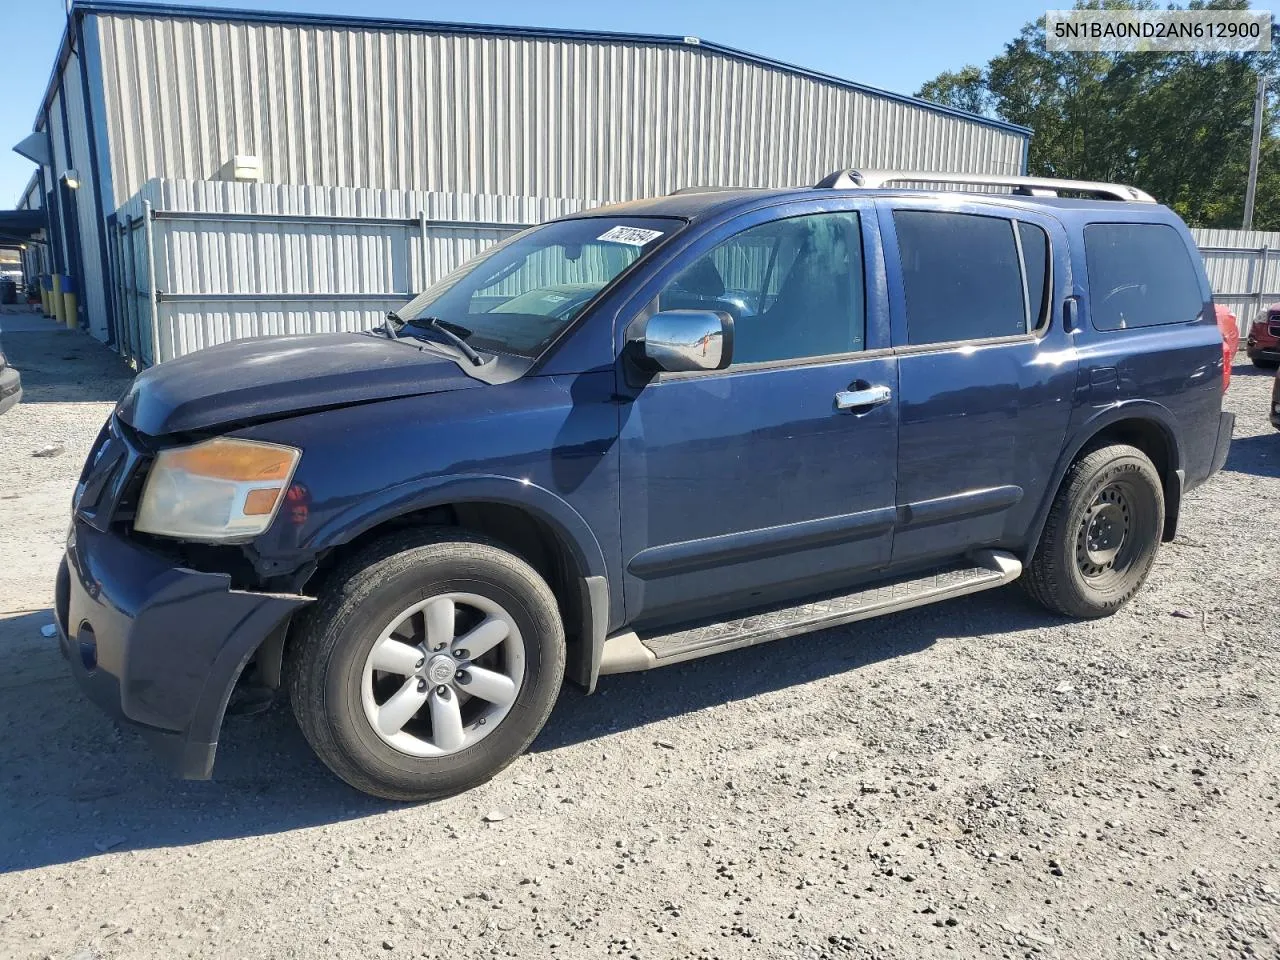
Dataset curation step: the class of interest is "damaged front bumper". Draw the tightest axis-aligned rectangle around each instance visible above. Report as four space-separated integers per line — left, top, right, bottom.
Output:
55 518 311 779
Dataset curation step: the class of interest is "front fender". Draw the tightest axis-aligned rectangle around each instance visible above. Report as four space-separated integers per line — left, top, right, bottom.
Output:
304 472 611 584
1023 399 1183 559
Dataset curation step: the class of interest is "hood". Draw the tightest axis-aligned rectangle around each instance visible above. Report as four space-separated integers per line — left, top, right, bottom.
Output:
117 333 484 436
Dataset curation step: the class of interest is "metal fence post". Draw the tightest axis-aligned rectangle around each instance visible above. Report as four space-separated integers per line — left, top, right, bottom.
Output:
142 200 162 365
418 209 430 293
1258 246 1270 323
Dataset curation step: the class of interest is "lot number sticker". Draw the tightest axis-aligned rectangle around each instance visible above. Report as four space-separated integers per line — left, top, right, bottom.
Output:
597 225 664 246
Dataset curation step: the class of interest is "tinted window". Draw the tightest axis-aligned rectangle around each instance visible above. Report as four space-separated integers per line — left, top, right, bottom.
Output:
894 211 1027 345
1018 221 1050 329
658 211 864 365
1084 223 1204 330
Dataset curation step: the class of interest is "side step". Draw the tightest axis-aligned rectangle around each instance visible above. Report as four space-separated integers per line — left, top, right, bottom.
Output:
598 550 1022 676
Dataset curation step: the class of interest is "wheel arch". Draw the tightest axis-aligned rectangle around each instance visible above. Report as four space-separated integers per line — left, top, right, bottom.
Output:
286 475 611 693
1025 403 1183 560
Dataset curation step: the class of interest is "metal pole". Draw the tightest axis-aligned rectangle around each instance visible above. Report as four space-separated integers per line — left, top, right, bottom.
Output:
418 209 430 293
1259 246 1271 323
1244 73 1266 230
142 200 162 366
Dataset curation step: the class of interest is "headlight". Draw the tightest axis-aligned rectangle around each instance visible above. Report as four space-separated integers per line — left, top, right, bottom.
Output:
135 437 301 541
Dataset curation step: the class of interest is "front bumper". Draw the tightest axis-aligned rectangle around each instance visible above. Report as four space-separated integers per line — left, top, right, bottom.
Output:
1247 340 1280 363
56 519 310 778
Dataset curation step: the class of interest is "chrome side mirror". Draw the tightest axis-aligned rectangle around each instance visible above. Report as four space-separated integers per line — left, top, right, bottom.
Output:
637 310 734 373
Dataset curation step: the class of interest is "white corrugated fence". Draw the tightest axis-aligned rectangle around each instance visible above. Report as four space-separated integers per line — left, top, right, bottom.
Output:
110 178 589 365
1192 226 1280 333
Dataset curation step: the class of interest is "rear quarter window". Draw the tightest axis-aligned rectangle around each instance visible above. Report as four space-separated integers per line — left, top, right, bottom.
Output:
1084 223 1204 331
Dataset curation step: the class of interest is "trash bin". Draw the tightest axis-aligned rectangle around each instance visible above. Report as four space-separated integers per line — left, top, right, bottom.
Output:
0 278 15 305
61 274 77 329
39 274 52 317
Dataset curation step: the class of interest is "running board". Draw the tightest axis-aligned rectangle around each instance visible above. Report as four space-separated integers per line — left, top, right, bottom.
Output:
598 550 1022 675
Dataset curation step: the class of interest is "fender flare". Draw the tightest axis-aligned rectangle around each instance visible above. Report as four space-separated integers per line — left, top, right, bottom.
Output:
1023 400 1183 559
304 473 610 582
302 473 613 691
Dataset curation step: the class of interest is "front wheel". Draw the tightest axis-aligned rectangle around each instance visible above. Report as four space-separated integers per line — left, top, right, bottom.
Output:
286 531 565 801
1023 444 1165 619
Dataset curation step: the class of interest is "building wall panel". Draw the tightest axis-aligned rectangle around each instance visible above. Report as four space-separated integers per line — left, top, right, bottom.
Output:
59 52 112 340
95 13 1026 209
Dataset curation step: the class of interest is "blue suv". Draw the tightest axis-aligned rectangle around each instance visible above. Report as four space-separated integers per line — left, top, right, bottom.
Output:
57 170 1235 800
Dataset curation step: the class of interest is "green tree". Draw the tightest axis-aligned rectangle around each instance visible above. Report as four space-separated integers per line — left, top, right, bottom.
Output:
915 0 1280 228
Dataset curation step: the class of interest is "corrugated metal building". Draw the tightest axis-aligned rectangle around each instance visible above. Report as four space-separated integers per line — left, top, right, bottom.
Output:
15 0 1031 359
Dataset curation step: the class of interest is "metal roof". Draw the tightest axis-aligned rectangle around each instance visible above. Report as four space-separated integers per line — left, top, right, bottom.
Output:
0 209 47 245
60 0 1031 139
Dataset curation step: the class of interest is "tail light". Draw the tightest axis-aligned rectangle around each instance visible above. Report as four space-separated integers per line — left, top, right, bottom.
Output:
1215 306 1239 392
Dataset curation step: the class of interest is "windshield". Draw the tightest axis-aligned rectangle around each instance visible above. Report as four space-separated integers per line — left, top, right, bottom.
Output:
396 216 681 358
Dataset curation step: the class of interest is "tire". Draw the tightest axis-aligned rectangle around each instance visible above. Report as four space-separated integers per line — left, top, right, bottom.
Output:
1023 444 1165 619
1253 356 1279 369
286 530 565 801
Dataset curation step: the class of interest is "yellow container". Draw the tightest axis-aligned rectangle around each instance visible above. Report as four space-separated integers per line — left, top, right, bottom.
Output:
51 274 64 323
63 293 78 329
39 286 48 315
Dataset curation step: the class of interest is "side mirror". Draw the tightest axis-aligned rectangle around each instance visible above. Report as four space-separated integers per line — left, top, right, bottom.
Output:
635 309 734 373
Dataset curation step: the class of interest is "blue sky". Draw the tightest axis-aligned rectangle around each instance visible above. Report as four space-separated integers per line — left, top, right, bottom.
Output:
4 0 1053 203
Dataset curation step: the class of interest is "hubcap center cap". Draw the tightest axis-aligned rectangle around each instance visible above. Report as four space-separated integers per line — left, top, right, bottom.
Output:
424 654 456 686
1084 502 1126 565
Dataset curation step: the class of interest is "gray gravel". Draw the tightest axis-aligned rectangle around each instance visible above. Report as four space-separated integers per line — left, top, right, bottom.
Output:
1 319 1277 960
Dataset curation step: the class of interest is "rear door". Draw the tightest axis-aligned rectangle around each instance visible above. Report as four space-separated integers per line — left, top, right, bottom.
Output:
877 199 1078 565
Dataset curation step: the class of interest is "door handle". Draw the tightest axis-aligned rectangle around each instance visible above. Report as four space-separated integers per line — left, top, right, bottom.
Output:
834 384 892 411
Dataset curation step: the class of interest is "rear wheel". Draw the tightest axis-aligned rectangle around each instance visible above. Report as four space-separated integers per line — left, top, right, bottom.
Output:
1023 444 1165 619
287 531 564 801
1253 356 1279 369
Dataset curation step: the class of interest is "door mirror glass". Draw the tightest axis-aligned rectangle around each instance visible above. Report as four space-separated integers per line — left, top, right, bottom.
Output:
638 310 734 372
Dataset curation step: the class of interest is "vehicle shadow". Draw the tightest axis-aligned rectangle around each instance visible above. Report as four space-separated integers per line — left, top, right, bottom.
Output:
0 586 1063 874
1230 359 1277 378
532 585 1062 752
1224 433 1279 478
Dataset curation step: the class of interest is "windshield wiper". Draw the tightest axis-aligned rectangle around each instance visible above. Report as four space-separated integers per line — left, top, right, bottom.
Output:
386 311 485 366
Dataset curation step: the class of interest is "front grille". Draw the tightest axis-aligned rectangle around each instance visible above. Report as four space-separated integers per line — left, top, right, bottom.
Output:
1269 323 1280 338
75 415 145 532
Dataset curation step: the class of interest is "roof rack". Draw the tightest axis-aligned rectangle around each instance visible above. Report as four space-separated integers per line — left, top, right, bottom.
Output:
667 185 755 196
815 168 1156 203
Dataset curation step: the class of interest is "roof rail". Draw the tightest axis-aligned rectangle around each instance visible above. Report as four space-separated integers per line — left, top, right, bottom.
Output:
667 185 758 196
815 168 1156 203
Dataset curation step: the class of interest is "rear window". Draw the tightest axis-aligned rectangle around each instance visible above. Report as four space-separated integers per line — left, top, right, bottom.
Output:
1084 223 1204 331
894 210 1031 345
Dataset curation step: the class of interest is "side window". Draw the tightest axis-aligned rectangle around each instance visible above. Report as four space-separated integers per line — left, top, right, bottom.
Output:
894 210 1028 345
1084 223 1204 330
1018 221 1051 329
657 211 865 365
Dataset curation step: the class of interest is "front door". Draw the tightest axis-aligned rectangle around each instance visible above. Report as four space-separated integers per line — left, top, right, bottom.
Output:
616 201 899 630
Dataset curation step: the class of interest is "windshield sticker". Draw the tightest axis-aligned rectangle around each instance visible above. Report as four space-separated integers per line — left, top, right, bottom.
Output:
597 225 664 246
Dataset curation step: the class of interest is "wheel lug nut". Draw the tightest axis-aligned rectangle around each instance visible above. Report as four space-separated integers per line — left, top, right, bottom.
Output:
453 648 469 660
456 670 470 684
415 658 425 669
416 678 427 692
436 685 450 697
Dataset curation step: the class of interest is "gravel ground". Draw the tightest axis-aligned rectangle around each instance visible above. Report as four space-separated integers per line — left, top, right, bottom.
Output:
1 319 1277 960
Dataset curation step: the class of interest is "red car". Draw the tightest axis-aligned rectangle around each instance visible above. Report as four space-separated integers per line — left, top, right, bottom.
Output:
1247 305 1280 368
